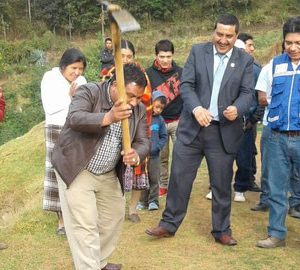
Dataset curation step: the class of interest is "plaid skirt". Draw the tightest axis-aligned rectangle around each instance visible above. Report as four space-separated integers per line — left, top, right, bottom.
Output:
42 125 62 212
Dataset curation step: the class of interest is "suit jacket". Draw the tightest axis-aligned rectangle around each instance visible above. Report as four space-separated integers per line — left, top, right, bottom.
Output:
177 42 254 154
52 81 150 189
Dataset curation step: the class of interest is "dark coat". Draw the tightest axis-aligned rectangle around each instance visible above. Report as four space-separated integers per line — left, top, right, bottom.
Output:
52 81 150 189
177 42 254 154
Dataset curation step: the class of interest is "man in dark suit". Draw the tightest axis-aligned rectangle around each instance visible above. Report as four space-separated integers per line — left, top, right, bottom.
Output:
146 13 254 246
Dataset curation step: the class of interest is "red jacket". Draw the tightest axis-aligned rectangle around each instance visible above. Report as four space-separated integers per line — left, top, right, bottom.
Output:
0 92 5 121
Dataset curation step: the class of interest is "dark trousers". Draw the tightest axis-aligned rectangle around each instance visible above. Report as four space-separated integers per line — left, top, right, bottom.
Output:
234 124 257 192
159 125 235 239
140 157 160 205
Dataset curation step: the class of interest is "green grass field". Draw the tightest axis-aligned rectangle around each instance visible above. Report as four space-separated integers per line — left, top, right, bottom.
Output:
0 123 299 270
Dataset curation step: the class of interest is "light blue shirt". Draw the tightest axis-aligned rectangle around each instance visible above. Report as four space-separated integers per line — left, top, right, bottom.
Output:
209 46 233 120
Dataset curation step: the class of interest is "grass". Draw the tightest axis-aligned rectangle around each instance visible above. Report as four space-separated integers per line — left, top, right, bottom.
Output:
1 2 300 267
0 123 299 269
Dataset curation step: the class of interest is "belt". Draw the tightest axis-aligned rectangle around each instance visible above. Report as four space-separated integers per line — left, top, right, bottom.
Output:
274 129 300 137
210 120 220 126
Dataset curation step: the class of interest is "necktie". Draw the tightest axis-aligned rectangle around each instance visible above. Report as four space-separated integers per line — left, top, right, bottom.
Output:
209 54 227 120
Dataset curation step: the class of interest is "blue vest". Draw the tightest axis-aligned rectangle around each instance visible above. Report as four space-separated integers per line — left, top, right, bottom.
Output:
267 53 300 131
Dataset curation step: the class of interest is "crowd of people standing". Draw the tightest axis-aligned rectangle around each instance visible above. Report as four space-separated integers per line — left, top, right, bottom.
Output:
1 11 300 270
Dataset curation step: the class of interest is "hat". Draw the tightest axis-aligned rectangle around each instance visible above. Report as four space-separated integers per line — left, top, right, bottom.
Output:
152 90 165 101
234 39 245 49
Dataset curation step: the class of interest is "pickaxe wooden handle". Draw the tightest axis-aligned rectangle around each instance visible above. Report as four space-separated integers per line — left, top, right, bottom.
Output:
111 21 131 152
103 2 140 153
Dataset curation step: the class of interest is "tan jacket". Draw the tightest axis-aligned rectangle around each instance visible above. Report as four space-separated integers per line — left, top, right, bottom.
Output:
52 81 150 189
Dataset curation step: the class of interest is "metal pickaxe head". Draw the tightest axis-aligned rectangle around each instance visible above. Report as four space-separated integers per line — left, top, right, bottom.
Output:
98 1 140 33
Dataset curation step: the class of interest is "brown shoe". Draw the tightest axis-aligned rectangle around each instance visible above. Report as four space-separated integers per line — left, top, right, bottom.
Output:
101 263 122 270
145 226 173 238
215 235 237 246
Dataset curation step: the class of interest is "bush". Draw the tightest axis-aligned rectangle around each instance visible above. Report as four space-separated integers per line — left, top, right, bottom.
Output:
0 51 9 76
0 66 47 145
82 33 102 82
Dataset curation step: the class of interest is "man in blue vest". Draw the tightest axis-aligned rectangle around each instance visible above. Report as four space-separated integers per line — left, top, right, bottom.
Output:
257 16 300 248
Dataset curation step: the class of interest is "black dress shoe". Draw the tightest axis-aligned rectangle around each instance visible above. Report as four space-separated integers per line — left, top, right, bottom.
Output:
289 205 300 219
248 183 261 192
145 226 173 238
101 263 122 270
215 235 237 246
251 203 269 212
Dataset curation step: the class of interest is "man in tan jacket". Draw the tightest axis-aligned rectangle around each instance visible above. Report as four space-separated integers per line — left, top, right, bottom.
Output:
52 64 149 270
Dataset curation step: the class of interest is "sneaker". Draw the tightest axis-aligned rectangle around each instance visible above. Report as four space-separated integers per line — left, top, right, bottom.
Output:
148 202 159 211
136 202 147 210
251 203 269 212
56 227 66 236
159 188 167 197
128 213 141 223
234 192 246 202
256 236 286 248
205 191 212 200
288 205 300 219
0 243 8 250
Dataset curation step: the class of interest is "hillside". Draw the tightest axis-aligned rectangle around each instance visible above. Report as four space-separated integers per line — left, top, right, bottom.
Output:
1 0 300 145
0 124 300 269
1 2 300 268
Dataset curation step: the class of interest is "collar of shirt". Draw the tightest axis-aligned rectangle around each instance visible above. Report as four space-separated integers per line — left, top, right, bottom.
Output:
213 46 233 73
292 61 300 70
213 46 233 59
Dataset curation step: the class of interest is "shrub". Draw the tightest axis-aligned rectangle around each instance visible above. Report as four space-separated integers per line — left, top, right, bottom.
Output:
0 66 47 145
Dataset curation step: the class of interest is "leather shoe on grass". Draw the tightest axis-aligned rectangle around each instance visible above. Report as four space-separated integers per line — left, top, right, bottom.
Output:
215 235 237 246
288 205 300 219
101 263 122 270
251 203 269 212
248 183 261 192
146 226 173 238
256 236 286 248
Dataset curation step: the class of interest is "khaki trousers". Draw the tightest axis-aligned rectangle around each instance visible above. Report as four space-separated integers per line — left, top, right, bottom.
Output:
56 169 125 270
160 120 178 188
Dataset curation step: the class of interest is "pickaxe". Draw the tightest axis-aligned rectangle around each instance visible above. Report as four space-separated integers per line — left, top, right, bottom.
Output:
99 1 140 153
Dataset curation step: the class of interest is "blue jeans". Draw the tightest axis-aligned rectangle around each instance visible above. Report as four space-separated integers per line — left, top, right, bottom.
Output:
266 129 300 239
259 126 300 207
259 125 271 205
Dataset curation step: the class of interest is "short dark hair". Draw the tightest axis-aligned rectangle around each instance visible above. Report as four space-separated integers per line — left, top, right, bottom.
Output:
105 37 112 43
59 48 87 70
283 16 300 39
154 96 167 106
121 39 135 56
155 39 174 55
111 63 147 88
214 13 239 34
238 33 253 43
